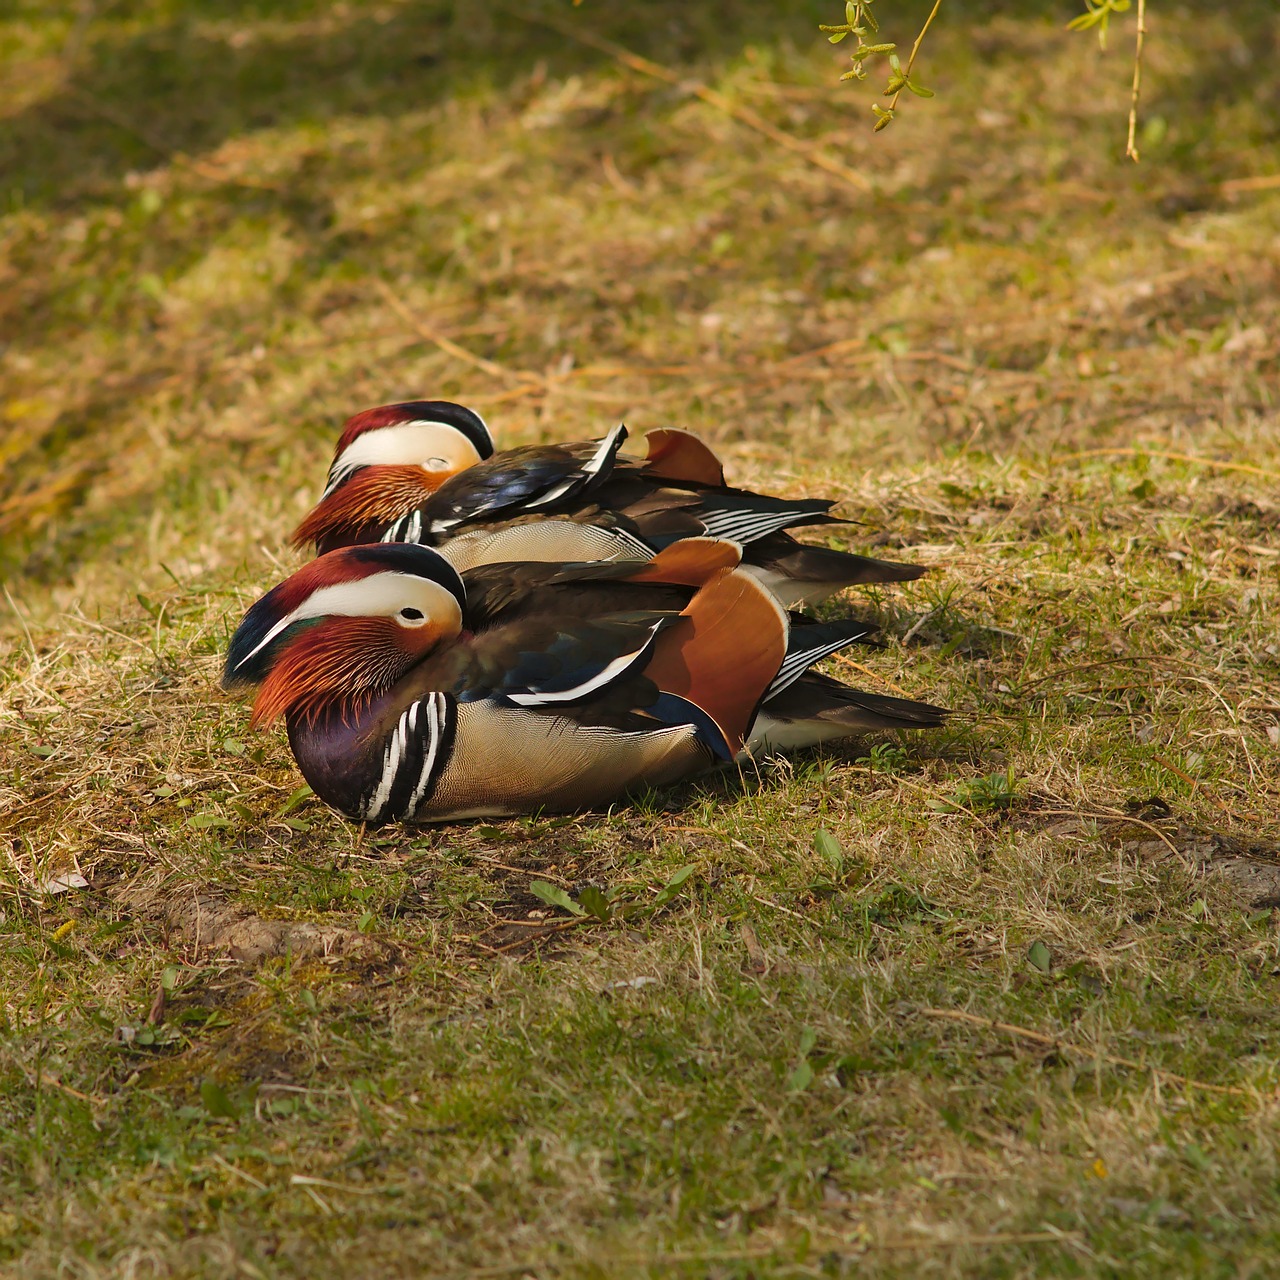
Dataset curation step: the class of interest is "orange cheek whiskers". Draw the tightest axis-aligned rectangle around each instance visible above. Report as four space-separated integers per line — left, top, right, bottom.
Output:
290 465 448 549
248 617 429 729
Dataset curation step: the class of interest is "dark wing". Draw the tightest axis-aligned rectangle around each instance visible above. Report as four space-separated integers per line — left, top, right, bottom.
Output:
767 618 879 701
758 671 947 734
457 537 745 626
591 476 840 546
401 426 629 541
453 540 785 757
455 612 675 707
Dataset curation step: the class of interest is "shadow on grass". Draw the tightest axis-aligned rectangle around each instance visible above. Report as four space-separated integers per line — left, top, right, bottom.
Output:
6 1 834 210
9 0 1277 214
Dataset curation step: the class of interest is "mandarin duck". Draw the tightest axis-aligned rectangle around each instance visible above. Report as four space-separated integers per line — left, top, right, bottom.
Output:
290 401 924 609
223 538 945 824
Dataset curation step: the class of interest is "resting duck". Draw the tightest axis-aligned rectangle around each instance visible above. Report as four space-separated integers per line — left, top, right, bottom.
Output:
224 538 945 823
290 401 925 608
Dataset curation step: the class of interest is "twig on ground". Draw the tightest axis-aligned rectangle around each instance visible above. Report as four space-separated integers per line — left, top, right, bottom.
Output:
516 10 873 194
1035 807 1183 860
748 891 808 923
1220 174 1280 196
210 1153 268 1191
443 1229 1078 1276
23 1069 104 1107
1150 755 1237 819
922 1007 1267 1098
468 857 575 887
373 279 545 388
600 152 639 197
830 653 913 697
290 1174 387 1195
65 87 282 192
0 774 86 824
900 608 938 648
1013 654 1219 695
1056 448 1280 484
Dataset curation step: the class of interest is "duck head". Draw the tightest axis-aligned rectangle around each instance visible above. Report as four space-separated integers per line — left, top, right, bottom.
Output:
223 543 466 728
292 401 494 551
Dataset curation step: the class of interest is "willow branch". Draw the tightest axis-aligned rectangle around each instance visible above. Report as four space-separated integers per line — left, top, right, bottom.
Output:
1125 0 1148 161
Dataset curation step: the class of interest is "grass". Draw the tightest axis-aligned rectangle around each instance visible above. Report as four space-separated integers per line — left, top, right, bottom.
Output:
2 0 1279 1275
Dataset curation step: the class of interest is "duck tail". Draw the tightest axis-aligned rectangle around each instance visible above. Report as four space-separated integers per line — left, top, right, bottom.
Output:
744 533 925 608
750 671 946 752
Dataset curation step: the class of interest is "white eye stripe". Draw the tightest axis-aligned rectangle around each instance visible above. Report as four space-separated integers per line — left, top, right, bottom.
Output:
330 422 484 475
233 572 461 670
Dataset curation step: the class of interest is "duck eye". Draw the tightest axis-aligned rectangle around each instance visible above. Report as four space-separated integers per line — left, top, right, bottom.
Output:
422 456 449 471
397 606 427 627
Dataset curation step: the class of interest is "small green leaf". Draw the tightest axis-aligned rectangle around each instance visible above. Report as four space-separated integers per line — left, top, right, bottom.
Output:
186 813 231 830
814 829 843 872
577 886 612 922
813 828 841 858
798 1027 818 1057
828 31 848 43
652 863 696 910
1027 940 1052 973
905 79 935 98
161 965 179 992
221 738 245 756
29 744 55 759
278 784 314 816
200 1078 239 1119
299 989 318 1013
529 881 587 917
787 1059 814 1092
